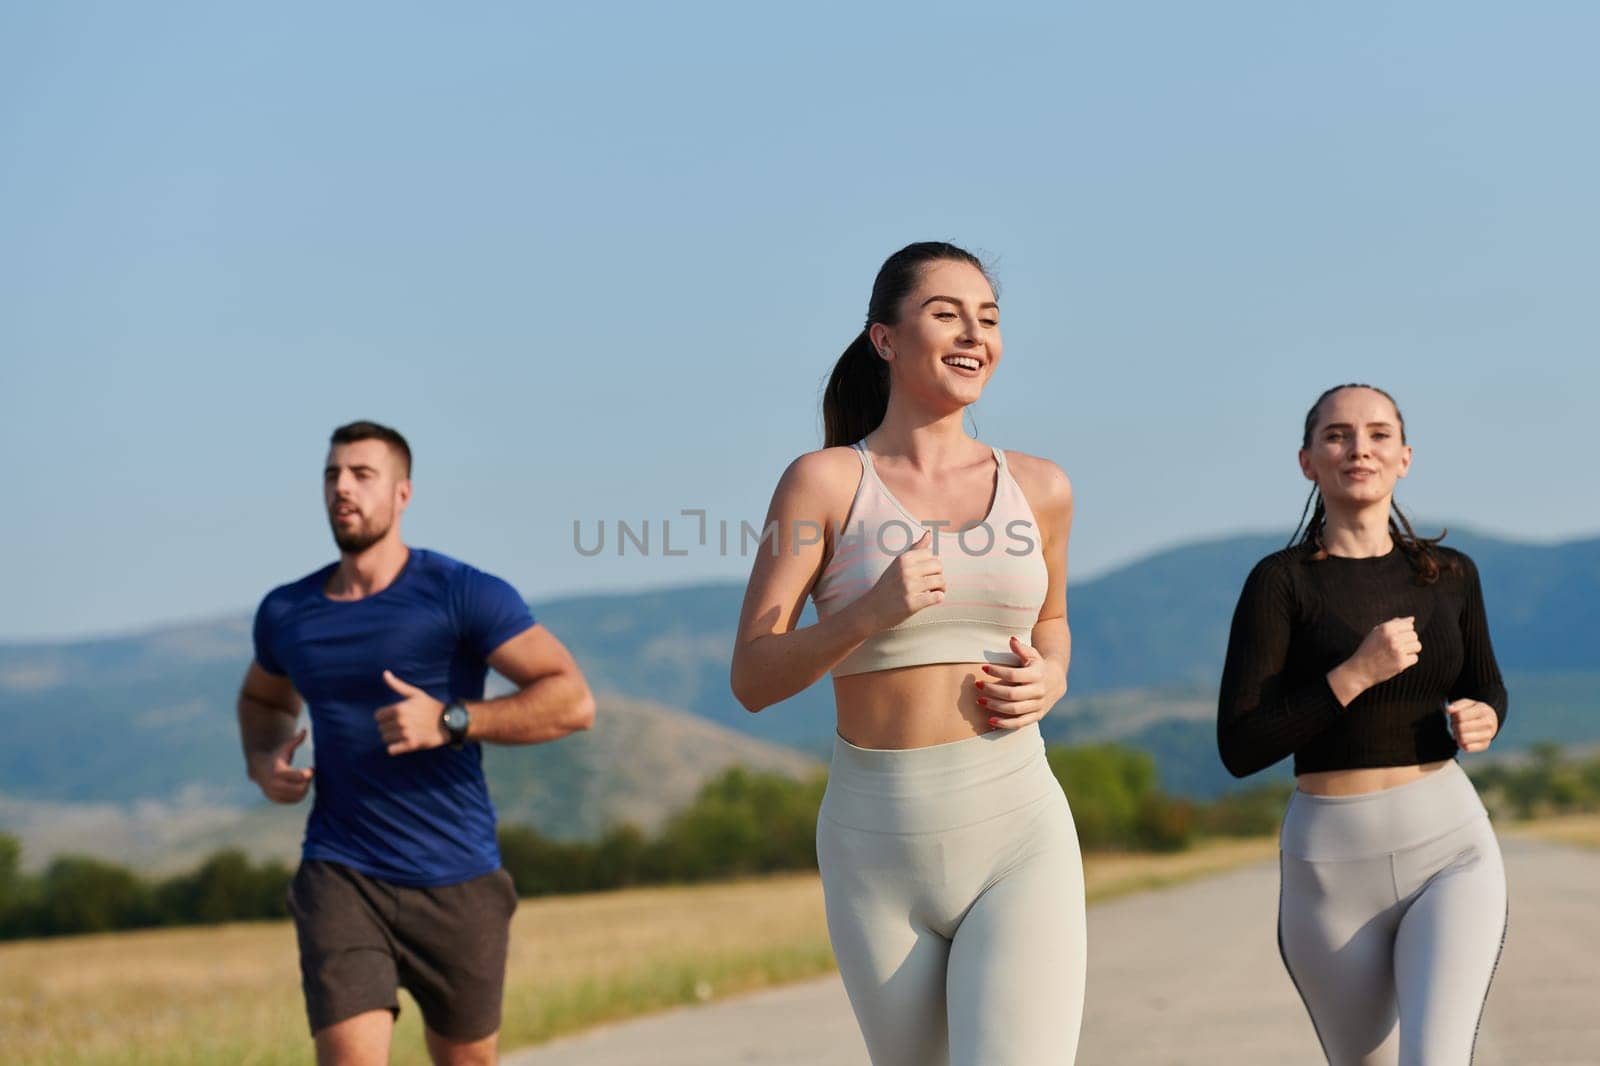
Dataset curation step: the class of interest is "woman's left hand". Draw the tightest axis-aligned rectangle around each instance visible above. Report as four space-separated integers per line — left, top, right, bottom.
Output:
977 636 1068 730
1446 698 1499 753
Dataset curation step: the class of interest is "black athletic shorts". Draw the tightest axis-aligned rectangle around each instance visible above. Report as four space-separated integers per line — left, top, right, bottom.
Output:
286 859 519 1040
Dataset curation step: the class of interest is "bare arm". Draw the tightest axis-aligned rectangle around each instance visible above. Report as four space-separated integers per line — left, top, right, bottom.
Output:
376 624 596 754
473 625 596 743
730 452 875 712
730 450 943 712
1027 454 1073 686
237 662 312 803
980 455 1072 727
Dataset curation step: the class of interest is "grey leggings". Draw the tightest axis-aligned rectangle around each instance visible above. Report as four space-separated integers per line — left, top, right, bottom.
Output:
816 723 1086 1066
1278 761 1508 1065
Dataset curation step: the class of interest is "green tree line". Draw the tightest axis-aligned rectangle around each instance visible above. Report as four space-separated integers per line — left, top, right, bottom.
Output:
5 743 1597 940
1471 742 1600 819
0 844 292 940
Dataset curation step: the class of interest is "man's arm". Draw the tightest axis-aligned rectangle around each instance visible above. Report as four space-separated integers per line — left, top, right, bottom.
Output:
237 662 313 803
472 624 596 743
377 625 596 754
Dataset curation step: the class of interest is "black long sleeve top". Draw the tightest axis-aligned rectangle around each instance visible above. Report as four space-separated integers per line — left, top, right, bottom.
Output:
1216 544 1507 778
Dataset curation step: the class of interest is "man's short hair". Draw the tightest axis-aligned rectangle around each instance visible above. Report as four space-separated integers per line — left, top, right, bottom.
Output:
330 421 412 478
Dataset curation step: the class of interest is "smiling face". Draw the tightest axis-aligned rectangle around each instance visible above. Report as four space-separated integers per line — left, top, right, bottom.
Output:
323 438 411 555
868 259 1001 413
1298 386 1413 512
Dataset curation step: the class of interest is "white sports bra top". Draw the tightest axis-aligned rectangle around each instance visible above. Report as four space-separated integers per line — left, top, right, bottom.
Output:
811 441 1050 677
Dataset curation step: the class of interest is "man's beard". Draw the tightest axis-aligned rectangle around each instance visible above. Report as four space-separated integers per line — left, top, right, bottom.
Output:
330 511 391 554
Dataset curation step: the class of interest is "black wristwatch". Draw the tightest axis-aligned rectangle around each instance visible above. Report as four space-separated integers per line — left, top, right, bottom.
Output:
441 701 471 749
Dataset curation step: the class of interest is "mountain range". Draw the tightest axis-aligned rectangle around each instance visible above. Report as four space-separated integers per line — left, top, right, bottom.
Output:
3 528 1594 867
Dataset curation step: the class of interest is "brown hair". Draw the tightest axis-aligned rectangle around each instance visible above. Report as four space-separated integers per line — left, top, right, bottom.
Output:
1289 383 1452 584
822 242 992 448
330 420 412 478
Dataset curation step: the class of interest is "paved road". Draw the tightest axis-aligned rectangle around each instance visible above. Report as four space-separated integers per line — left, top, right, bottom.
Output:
506 838 1597 1064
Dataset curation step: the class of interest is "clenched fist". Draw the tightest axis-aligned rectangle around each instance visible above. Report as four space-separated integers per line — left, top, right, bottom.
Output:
250 729 314 804
863 529 946 630
1446 698 1500 754
1348 616 1422 689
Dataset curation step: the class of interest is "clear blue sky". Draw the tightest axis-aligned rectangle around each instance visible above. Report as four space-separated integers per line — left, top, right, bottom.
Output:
3 2 1596 641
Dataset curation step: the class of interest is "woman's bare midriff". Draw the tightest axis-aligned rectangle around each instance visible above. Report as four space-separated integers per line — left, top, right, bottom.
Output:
1296 760 1452 796
833 663 997 749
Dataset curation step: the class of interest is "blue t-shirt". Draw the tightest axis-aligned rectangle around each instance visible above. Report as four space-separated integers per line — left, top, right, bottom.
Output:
252 548 536 886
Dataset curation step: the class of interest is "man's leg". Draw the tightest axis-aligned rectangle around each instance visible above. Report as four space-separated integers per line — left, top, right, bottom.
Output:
396 867 519 1064
424 1026 498 1066
315 1009 394 1066
288 862 404 1062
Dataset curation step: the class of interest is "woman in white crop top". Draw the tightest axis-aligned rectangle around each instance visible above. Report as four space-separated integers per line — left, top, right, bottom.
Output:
731 242 1086 1065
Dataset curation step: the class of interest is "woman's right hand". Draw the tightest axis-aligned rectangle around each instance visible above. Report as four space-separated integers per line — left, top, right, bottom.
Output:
861 529 945 630
1346 616 1422 689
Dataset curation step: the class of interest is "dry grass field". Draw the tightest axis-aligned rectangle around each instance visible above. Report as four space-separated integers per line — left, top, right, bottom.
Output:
0 876 833 1066
1082 837 1279 901
1504 811 1600 849
0 836 1301 1066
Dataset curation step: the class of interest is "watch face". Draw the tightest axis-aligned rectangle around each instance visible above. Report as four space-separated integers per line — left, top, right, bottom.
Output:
444 705 469 732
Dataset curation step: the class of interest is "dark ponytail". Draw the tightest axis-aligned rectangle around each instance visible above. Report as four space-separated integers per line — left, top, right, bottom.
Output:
1289 382 1453 585
823 330 890 449
822 241 991 448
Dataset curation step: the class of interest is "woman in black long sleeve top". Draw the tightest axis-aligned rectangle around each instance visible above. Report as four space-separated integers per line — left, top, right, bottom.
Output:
1217 384 1508 1066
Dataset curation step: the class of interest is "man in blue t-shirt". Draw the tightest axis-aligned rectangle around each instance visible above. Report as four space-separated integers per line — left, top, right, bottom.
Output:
238 420 595 1066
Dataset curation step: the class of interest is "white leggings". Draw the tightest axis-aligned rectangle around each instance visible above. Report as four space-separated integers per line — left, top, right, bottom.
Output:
1278 761 1508 1065
816 723 1086 1066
